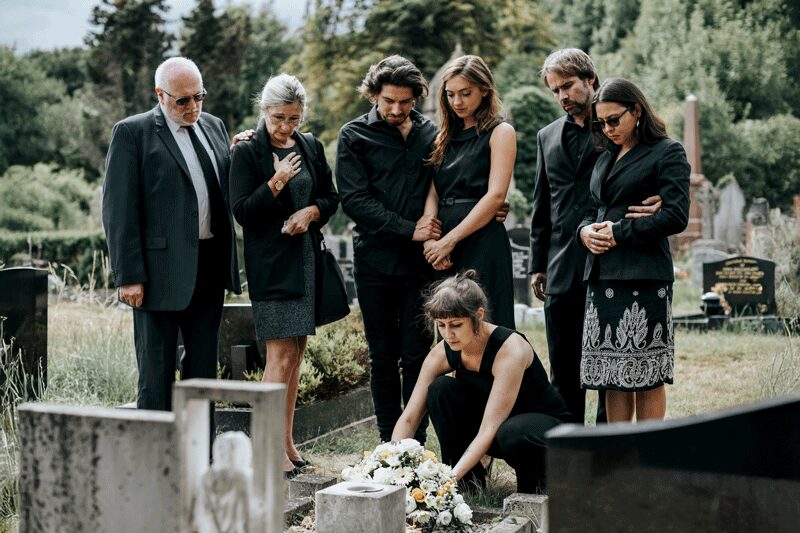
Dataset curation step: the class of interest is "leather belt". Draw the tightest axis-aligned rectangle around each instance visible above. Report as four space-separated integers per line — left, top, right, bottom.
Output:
439 198 479 206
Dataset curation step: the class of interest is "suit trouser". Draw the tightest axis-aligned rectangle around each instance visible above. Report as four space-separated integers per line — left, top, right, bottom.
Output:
354 260 432 443
427 375 562 493
133 238 225 411
544 278 606 424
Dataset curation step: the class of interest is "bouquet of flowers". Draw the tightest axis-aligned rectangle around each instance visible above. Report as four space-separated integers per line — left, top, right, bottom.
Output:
341 439 473 531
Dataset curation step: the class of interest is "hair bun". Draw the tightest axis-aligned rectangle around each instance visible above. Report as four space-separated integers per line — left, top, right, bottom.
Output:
461 269 478 280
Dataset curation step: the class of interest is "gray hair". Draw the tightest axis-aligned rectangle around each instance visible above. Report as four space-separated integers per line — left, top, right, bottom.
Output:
258 74 306 119
154 57 203 91
540 48 599 90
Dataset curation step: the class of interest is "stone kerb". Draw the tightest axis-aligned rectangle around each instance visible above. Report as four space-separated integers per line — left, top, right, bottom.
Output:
173 379 286 533
17 403 177 533
546 396 800 532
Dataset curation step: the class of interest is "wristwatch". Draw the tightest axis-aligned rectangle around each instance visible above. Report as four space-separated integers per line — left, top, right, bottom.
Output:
273 179 284 191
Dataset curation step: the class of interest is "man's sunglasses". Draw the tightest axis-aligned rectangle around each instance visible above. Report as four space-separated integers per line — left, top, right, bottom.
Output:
162 88 207 106
593 107 631 130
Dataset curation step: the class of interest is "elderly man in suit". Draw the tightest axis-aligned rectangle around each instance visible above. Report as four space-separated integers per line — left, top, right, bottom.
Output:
528 49 659 424
102 57 241 411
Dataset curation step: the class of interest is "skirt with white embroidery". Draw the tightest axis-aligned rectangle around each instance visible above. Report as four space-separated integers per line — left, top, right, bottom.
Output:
580 280 674 391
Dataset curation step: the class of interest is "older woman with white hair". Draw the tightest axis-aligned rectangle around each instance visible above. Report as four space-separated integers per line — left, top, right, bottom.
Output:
228 74 340 478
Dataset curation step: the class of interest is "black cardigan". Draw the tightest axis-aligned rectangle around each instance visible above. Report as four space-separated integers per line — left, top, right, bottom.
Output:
228 125 339 300
577 138 690 282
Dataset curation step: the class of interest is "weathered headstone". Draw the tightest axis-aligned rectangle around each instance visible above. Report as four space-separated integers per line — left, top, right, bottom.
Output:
315 481 405 533
17 404 178 532
507 227 532 305
713 179 745 251
703 256 776 315
0 267 48 393
546 396 800 532
689 239 732 288
174 379 285 533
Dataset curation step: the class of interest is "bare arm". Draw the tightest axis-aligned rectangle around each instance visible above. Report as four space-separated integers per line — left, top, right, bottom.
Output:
424 123 516 266
391 342 452 441
452 334 531 480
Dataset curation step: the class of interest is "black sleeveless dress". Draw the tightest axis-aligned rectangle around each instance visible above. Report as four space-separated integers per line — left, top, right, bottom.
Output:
444 326 571 420
434 123 515 328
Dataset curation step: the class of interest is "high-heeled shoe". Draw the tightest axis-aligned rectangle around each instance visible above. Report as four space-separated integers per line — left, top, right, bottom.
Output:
284 466 303 480
290 457 310 469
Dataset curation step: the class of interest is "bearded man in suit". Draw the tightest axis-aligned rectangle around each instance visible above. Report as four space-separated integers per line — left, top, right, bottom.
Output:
102 57 241 410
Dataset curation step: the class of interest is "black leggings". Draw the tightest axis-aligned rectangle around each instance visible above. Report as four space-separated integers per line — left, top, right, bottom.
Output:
427 375 562 493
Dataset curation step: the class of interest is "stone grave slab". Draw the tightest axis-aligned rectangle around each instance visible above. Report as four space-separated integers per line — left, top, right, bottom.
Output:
546 396 800 532
0 267 48 390
702 256 776 315
508 226 532 306
315 481 405 533
17 404 178 533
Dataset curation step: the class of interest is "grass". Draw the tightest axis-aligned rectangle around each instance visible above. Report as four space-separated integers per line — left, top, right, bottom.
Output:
1 278 798 530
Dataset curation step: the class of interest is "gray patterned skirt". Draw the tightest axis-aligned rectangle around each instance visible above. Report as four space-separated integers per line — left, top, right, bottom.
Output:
580 280 674 392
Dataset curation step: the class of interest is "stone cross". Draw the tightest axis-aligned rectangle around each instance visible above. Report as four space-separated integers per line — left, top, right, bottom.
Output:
676 94 707 248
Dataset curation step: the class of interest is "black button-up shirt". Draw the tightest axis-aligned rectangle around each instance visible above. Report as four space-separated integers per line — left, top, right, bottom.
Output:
564 113 593 168
336 107 437 275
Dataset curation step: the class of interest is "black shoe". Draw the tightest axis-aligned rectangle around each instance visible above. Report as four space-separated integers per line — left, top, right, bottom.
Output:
284 466 303 480
290 457 310 469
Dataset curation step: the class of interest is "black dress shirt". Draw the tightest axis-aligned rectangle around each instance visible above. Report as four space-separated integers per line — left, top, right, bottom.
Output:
564 114 592 167
336 107 437 275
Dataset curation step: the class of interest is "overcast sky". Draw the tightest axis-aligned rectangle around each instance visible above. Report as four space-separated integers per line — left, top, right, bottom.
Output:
0 0 305 53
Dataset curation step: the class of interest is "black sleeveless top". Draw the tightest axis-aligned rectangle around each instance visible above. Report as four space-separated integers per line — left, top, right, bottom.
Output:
434 122 501 202
444 326 571 421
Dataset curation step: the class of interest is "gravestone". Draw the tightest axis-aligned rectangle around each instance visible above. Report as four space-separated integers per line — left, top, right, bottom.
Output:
315 481 405 533
507 227 532 305
703 256 776 315
713 179 745 251
0 267 48 391
546 396 800 532
689 240 732 288
17 404 178 532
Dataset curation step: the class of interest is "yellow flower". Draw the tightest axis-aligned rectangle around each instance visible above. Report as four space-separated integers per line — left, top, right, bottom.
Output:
363 450 371 459
422 450 437 462
411 488 426 502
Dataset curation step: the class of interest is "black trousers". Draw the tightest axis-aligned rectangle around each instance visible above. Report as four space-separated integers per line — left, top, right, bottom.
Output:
354 260 432 443
133 239 225 411
544 277 606 424
427 375 562 493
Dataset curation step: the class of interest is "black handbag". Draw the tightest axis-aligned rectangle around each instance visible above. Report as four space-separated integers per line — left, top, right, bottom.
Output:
315 235 350 326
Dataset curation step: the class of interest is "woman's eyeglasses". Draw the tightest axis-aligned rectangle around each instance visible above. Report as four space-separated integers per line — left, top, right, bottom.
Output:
267 114 302 127
162 89 207 106
593 107 631 130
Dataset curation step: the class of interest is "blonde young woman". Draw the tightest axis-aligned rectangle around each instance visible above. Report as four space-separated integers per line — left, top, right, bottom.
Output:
422 55 517 329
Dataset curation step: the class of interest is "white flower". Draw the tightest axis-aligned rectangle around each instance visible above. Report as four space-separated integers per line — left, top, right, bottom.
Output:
454 502 473 524
424 493 438 508
413 510 432 524
398 438 423 456
420 480 437 493
384 453 401 467
416 460 439 480
452 494 464 506
392 467 415 486
405 493 417 514
436 510 453 526
372 467 394 484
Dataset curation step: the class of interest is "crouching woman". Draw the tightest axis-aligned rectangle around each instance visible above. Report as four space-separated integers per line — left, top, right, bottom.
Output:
391 270 571 493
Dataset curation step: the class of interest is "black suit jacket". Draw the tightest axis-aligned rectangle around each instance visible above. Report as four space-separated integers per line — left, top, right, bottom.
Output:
228 125 339 300
528 116 601 294
102 106 241 311
578 138 691 282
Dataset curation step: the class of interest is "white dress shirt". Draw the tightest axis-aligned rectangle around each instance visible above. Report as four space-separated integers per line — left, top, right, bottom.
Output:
160 106 221 239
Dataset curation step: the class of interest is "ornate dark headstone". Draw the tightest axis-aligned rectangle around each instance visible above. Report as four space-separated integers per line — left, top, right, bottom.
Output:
507 227 531 305
0 267 48 394
702 256 776 315
547 396 800 532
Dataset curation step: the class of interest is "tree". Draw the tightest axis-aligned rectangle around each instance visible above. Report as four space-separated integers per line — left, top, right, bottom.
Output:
25 47 88 96
85 0 172 116
504 85 562 199
0 47 66 174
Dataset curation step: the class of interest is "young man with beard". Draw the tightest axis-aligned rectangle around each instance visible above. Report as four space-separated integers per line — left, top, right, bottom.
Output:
528 48 660 424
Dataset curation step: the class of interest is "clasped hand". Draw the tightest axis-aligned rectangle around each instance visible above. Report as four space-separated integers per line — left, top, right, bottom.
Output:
283 206 318 236
424 238 454 270
580 221 616 255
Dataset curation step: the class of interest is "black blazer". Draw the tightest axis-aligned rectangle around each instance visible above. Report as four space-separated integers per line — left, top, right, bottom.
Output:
528 116 601 294
102 106 241 311
228 125 339 300
578 138 691 282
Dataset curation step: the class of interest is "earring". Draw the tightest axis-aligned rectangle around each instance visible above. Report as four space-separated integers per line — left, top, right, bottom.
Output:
636 118 640 128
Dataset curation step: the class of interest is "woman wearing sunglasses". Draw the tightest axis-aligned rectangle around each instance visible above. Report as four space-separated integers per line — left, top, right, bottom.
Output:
228 74 339 477
577 78 690 423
